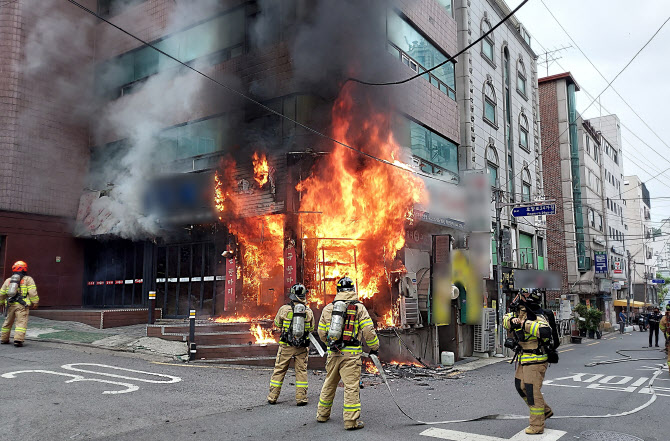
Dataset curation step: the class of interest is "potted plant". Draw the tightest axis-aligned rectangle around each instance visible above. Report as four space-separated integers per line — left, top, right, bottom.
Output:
574 304 588 337
586 308 603 339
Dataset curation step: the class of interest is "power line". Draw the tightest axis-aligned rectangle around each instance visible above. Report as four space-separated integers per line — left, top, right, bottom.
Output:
62 0 458 186
345 0 530 87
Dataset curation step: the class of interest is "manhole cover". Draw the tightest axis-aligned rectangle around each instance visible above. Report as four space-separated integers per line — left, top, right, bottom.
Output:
580 431 643 441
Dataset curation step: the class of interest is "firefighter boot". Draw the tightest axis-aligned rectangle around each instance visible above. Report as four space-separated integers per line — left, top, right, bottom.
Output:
525 426 544 435
14 341 22 347
267 386 280 404
345 420 365 430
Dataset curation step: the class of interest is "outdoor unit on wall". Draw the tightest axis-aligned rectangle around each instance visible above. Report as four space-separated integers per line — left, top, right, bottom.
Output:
400 272 421 327
473 308 496 353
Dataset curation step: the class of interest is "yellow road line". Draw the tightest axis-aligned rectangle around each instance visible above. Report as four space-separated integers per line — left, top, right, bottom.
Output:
558 348 574 353
586 342 600 346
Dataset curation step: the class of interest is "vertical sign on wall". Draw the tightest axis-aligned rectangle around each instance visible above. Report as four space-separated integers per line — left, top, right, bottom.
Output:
224 257 236 311
284 244 297 294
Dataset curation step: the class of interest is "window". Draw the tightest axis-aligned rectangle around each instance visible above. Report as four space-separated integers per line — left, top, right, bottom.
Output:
613 149 619 165
401 117 459 179
517 57 527 96
519 111 530 151
588 209 595 227
585 135 591 155
387 13 456 99
486 143 499 187
483 79 497 126
98 0 145 17
436 0 454 18
598 214 603 232
156 116 229 171
607 198 610 209
521 168 531 202
481 16 494 64
594 146 600 164
97 7 246 98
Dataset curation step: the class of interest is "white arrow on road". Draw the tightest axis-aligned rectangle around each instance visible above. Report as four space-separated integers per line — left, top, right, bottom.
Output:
420 427 566 441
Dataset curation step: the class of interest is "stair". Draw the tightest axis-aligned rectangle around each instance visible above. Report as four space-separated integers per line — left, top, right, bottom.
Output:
147 320 325 368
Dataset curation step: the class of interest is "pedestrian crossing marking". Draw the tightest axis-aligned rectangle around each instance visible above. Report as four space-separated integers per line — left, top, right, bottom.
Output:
420 427 566 440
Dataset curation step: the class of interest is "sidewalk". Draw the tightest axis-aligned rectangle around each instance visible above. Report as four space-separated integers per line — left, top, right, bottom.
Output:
14 316 189 360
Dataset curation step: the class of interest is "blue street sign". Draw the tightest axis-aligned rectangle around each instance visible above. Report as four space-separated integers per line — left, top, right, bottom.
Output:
594 251 608 274
511 204 556 217
652 279 666 284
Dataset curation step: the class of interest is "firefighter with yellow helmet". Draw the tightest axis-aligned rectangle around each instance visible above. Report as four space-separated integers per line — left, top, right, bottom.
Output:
267 283 315 405
316 276 379 430
0 261 39 347
503 289 554 435
660 304 670 375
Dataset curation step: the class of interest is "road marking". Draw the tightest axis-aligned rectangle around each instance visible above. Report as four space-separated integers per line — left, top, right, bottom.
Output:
544 369 670 397
586 342 600 346
420 427 566 440
61 363 181 383
1 370 138 394
558 348 573 353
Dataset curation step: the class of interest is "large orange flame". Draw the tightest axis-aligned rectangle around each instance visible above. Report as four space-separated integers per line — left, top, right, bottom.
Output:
211 315 271 323
250 323 277 344
252 152 269 187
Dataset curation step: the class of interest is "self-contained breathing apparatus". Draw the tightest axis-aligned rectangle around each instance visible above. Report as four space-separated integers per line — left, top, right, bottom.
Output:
4 274 26 317
280 284 310 347
507 290 560 364
326 300 360 351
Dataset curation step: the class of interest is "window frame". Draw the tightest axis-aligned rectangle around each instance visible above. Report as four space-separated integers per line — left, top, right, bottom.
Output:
483 79 498 128
521 168 531 202
516 57 528 99
486 143 499 188
481 15 496 67
518 111 530 152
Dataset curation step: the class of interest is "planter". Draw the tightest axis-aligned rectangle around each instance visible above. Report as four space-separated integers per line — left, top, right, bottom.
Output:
571 336 582 344
588 330 596 339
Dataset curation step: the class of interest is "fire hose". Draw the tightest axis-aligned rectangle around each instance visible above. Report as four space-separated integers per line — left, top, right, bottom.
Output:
368 352 665 425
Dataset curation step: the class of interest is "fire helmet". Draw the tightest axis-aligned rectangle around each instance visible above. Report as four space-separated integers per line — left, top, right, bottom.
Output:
336 276 355 292
289 284 307 302
11 261 28 273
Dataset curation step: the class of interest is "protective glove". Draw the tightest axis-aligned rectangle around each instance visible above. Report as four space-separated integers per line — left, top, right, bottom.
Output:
369 349 379 357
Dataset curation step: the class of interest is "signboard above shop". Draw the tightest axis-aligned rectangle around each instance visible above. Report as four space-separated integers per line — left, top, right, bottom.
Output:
594 251 608 274
511 204 556 217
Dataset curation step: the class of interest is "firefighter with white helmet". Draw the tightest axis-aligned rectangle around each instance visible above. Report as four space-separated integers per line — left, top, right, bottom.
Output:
267 283 315 405
316 276 379 430
0 261 39 347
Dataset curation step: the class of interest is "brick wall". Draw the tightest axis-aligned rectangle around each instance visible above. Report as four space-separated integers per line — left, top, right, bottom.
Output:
539 80 568 301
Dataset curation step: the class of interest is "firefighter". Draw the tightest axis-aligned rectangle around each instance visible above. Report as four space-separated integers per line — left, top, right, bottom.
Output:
267 283 315 406
660 304 670 375
316 276 379 431
503 289 553 435
0 261 39 347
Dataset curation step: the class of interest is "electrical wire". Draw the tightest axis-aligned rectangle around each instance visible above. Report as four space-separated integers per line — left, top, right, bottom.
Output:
345 0 529 87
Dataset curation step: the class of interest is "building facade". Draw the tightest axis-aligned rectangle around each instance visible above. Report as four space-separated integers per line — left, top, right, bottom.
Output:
454 0 546 312
623 176 658 306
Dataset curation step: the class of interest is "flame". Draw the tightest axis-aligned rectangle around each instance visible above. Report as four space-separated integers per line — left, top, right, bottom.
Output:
364 360 379 375
214 172 229 220
211 315 271 323
250 323 277 344
296 86 426 301
388 360 424 368
252 152 269 187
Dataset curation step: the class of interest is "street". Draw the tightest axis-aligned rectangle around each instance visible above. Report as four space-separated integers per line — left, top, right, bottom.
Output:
1 331 667 441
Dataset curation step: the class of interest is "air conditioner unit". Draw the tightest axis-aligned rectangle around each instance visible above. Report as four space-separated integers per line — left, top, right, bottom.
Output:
399 272 418 299
474 308 496 353
400 296 420 327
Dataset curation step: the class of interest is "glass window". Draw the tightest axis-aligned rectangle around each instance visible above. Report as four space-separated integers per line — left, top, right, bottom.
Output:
507 154 514 197
585 135 591 155
519 112 530 151
487 163 498 187
157 116 226 165
521 169 531 202
483 81 497 125
401 118 458 178
598 214 603 232
481 17 494 62
436 0 453 17
517 58 527 96
387 12 456 97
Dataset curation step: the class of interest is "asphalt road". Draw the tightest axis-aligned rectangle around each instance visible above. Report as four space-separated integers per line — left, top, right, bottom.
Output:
0 331 667 441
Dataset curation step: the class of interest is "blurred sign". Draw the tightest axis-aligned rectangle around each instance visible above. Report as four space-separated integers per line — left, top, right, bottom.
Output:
511 204 556 217
614 261 622 274
594 251 608 274
652 279 665 284
613 281 622 290
599 279 612 292
513 269 562 291
224 258 236 312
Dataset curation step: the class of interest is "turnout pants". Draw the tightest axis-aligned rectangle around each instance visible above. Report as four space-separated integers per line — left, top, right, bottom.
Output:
317 355 362 426
1 304 29 343
268 345 309 404
515 362 551 431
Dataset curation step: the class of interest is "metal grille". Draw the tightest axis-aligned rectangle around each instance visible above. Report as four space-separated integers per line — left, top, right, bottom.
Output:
579 431 643 441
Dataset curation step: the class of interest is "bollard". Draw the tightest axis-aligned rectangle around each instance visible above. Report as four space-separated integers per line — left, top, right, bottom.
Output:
148 291 156 324
189 309 196 361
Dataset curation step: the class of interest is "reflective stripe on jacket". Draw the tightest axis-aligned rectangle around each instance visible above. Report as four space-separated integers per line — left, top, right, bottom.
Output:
503 308 551 364
0 276 38 307
317 291 380 356
273 303 315 346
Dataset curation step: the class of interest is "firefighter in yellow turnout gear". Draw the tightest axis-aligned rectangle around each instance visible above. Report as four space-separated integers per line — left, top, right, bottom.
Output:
660 304 670 375
316 276 380 431
0 261 39 347
267 284 315 405
503 289 554 435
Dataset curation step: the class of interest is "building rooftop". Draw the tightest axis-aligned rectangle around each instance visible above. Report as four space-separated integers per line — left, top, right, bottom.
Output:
538 72 580 91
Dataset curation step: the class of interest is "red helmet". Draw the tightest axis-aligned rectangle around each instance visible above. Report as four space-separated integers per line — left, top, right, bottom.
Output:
11 261 28 273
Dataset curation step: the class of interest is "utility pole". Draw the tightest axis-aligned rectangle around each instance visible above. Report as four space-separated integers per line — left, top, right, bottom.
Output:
495 189 505 354
627 250 632 325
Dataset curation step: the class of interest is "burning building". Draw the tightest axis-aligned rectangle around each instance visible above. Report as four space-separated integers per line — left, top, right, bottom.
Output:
0 0 503 362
